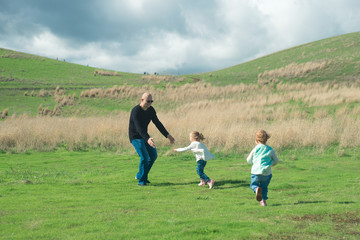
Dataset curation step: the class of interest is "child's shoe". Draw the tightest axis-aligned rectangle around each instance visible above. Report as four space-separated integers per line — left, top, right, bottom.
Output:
207 179 215 189
260 199 267 206
255 187 263 201
198 179 206 186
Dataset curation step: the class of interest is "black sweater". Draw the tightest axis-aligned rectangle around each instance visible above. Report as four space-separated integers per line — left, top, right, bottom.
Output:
128 104 169 142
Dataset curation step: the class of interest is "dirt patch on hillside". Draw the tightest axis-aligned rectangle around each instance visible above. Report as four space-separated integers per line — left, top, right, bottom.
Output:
190 77 200 83
289 211 360 237
290 211 360 224
0 76 15 82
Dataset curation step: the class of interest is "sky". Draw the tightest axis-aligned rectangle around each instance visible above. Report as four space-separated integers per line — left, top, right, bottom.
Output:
1 0 359 75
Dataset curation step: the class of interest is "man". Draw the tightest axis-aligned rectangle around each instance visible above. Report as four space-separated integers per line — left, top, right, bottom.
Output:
129 92 175 186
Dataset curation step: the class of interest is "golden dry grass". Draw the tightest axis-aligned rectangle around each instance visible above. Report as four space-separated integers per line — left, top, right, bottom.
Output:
257 61 330 84
0 109 8 119
141 74 186 84
93 69 120 76
1 81 359 152
0 116 129 152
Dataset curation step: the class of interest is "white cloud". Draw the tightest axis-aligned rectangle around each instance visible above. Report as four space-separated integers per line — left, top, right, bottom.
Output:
254 0 360 46
1 0 359 74
30 31 70 57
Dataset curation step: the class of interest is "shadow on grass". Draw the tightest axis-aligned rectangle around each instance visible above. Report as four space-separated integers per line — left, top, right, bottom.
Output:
151 179 249 189
152 181 198 187
213 179 249 189
272 201 356 207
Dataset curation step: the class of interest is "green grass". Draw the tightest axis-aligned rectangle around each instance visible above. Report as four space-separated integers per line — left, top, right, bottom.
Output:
1 147 359 239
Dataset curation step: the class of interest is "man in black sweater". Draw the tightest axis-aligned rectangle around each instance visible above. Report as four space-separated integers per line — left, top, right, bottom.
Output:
129 92 175 186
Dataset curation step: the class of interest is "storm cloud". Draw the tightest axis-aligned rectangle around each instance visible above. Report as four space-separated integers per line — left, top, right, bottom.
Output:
1 0 359 74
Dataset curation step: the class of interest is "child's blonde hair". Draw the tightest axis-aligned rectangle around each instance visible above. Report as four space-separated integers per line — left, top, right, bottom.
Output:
191 131 205 141
256 130 271 144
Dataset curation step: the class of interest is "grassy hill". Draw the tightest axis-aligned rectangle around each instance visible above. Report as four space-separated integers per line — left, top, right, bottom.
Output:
0 32 359 153
199 31 360 85
1 31 359 117
0 49 140 89
0 48 195 116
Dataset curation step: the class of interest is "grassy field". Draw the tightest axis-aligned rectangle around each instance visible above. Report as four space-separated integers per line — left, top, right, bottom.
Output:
1 32 360 239
0 146 359 239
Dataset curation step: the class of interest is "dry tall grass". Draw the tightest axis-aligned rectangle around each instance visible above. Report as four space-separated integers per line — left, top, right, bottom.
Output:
93 70 120 76
258 60 330 82
0 109 8 119
1 81 359 152
142 74 186 84
80 82 258 104
0 116 129 152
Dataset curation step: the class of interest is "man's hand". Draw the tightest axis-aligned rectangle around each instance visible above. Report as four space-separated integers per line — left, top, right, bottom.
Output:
167 135 175 144
147 138 156 148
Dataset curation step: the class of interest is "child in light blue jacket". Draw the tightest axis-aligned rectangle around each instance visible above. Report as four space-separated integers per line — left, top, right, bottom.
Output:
247 130 279 206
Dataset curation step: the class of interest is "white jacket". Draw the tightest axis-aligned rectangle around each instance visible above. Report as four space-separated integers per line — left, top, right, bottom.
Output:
176 141 215 161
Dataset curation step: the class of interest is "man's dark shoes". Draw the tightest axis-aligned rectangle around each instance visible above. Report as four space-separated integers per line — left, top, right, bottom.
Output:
135 176 150 184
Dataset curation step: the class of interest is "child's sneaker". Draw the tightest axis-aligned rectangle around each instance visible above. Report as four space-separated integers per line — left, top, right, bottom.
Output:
198 179 206 186
260 199 267 206
207 179 215 189
256 187 263 201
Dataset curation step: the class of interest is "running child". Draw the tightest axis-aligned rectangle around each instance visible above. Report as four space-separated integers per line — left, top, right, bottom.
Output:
247 130 279 206
174 131 215 189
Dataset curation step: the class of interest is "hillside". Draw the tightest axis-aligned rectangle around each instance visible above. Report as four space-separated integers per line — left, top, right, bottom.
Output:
199 31 360 85
0 32 360 152
0 31 359 117
0 48 145 89
1 32 359 88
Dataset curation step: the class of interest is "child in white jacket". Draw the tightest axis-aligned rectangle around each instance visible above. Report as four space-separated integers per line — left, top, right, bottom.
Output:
174 131 215 189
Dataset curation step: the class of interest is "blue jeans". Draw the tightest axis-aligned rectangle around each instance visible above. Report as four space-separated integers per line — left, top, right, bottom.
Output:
250 174 272 200
132 139 157 185
196 160 210 182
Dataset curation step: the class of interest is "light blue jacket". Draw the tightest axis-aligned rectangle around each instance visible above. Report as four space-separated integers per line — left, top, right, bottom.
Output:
247 144 279 176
